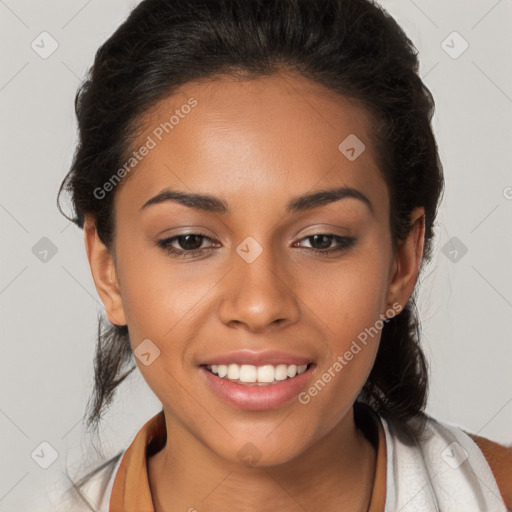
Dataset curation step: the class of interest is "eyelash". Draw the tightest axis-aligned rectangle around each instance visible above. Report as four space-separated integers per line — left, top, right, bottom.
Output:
156 232 357 259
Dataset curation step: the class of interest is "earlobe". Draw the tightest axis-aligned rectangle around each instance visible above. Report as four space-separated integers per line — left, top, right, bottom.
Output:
83 214 127 326
386 207 426 309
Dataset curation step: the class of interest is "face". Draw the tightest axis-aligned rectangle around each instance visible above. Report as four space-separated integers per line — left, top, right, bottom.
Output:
85 71 424 466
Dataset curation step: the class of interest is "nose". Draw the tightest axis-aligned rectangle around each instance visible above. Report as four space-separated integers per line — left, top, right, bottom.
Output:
217 245 301 333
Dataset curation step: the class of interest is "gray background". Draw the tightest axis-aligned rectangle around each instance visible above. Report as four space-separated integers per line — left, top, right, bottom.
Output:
1 0 511 510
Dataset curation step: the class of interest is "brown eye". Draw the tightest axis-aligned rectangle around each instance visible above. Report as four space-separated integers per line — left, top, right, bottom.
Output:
173 234 205 251
309 234 334 250
295 234 356 254
157 232 218 258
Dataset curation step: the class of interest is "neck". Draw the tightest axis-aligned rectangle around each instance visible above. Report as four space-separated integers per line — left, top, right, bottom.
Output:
148 407 377 512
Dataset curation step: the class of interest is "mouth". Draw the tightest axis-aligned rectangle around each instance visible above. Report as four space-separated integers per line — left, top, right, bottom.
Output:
198 362 317 410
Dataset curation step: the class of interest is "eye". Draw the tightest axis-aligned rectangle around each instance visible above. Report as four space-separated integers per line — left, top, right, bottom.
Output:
157 232 218 258
294 234 356 255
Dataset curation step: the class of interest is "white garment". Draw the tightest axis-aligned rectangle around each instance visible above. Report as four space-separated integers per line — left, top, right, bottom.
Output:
84 454 122 512
52 412 508 511
381 414 508 511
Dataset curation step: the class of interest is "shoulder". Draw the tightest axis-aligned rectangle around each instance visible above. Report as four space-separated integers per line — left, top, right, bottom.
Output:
378 410 511 511
465 431 512 510
414 415 512 510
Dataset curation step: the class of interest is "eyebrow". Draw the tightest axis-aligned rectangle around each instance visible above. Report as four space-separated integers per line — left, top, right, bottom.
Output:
139 186 373 215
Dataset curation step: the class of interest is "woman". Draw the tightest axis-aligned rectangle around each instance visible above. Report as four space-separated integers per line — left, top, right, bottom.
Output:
56 0 512 510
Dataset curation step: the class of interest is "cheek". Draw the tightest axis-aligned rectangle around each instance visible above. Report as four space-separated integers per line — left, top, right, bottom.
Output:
295 276 386 430
114 238 208 343
293 239 391 408
297 239 392 341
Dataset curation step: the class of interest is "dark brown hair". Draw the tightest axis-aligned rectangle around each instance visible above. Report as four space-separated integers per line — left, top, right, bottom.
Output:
58 0 444 450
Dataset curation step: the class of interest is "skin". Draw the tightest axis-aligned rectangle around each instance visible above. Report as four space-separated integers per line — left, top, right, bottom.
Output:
84 71 425 512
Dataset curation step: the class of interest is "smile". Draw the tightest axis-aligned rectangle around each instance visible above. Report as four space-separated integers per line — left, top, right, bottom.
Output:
199 363 316 410
205 363 310 385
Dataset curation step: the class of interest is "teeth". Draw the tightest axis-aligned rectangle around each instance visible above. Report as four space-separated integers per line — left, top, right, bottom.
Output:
286 364 298 378
206 363 309 383
227 363 240 380
240 365 257 382
274 364 288 381
259 364 276 382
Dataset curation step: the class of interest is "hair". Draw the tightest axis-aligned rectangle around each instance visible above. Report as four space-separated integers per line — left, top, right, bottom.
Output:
58 0 444 459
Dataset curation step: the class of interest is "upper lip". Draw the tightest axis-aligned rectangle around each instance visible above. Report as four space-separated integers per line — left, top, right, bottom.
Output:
199 349 314 367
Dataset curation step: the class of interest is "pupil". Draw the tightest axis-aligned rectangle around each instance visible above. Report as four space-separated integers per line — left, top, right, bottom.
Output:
181 234 202 250
312 235 331 249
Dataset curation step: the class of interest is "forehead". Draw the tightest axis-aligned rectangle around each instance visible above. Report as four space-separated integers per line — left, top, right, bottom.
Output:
116 72 387 217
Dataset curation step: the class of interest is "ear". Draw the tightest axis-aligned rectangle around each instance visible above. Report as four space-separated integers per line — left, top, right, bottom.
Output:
83 214 127 326
386 207 425 309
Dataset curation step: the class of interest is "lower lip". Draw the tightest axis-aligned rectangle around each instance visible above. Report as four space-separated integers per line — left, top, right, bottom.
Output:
199 365 315 411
